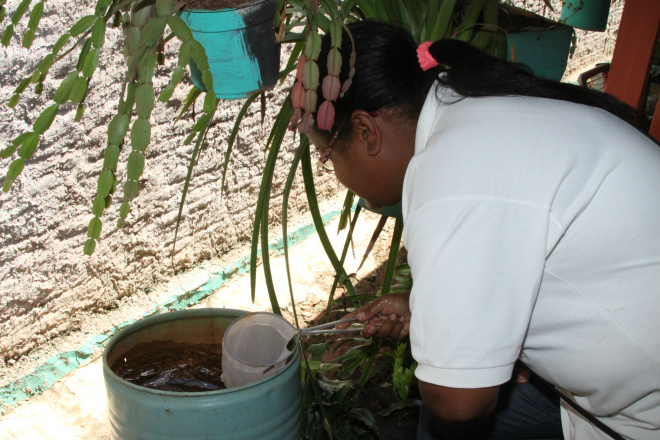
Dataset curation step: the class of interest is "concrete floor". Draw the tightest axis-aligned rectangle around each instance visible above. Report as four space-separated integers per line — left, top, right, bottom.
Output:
0 211 396 440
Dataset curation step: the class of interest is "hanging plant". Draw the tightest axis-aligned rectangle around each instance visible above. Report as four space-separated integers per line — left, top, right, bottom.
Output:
0 0 220 255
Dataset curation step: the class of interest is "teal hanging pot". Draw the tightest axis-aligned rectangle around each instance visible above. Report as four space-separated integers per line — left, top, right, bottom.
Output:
500 6 573 82
560 0 611 32
179 0 281 99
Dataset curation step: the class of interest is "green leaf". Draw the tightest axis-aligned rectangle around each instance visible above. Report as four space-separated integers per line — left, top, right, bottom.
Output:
183 132 196 145
92 194 105 217
53 71 78 104
328 20 342 48
203 91 216 114
141 16 166 47
156 0 175 17
7 157 25 180
83 238 96 256
94 0 113 14
189 41 209 71
7 93 19 108
304 32 322 60
34 82 43 94
124 179 138 201
2 178 13 193
1 23 13 46
119 201 130 219
158 84 175 102
107 114 129 145
192 114 210 132
202 70 213 91
13 77 30 94
0 145 16 159
97 169 114 197
103 144 120 170
131 4 151 27
38 53 53 73
82 48 99 78
135 83 155 118
177 41 191 68
11 0 30 25
138 50 157 82
104 194 112 208
87 216 102 239
21 28 34 48
75 103 85 122
52 33 70 56
126 150 145 180
167 16 193 42
32 104 58 134
0 6 5 23
12 132 31 147
69 15 97 37
130 118 151 151
91 18 106 48
124 26 141 56
27 1 42 30
18 134 39 161
69 76 89 103
171 66 185 85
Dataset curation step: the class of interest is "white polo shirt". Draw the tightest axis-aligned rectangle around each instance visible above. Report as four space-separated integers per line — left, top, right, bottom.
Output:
402 87 660 440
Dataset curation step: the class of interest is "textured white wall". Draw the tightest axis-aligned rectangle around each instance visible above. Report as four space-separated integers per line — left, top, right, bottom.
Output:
0 0 341 363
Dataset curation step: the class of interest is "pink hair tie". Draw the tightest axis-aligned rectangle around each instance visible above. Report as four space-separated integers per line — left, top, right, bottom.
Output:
417 41 438 71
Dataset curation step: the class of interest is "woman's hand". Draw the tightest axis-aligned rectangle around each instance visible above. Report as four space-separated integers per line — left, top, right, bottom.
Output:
336 293 411 339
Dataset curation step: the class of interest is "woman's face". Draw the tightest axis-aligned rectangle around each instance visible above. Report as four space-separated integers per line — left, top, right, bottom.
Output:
306 110 416 210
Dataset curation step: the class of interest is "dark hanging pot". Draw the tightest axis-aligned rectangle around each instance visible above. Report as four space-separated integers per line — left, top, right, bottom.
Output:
501 6 574 82
179 0 281 100
560 0 611 32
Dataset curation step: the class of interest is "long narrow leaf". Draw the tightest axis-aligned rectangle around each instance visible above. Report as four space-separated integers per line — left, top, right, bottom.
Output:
220 90 261 197
173 86 202 126
356 215 388 273
429 0 459 42
380 217 404 296
300 144 357 297
249 97 294 304
455 0 488 42
282 136 306 328
171 123 210 263
326 204 362 317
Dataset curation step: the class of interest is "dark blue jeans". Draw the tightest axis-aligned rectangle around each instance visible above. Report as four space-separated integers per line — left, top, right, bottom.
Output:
417 381 563 440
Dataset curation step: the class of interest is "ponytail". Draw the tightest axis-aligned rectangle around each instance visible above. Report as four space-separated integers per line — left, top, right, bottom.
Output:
425 39 640 125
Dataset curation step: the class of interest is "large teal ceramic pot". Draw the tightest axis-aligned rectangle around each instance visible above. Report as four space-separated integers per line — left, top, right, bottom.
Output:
103 308 301 440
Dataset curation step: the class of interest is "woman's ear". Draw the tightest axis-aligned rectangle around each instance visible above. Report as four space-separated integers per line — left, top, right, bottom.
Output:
351 110 381 156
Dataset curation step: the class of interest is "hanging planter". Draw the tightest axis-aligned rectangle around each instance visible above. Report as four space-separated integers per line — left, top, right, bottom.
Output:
179 0 281 100
502 6 574 81
560 0 611 32
103 308 301 440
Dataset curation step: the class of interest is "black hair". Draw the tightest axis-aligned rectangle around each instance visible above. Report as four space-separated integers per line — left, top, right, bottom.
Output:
313 20 639 138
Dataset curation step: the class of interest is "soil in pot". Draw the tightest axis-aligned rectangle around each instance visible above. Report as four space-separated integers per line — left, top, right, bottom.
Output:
184 0 254 9
110 341 226 392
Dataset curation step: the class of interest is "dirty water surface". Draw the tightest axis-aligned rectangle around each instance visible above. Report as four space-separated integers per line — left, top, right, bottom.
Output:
110 342 225 392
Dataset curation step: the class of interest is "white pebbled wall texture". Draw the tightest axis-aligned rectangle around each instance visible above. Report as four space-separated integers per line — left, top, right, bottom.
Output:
0 0 342 366
0 0 623 368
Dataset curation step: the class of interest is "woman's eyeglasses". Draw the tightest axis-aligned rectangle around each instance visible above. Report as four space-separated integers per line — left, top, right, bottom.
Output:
317 111 378 172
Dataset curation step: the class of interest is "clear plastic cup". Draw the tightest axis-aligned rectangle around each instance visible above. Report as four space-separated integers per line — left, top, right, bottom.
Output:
221 312 299 389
